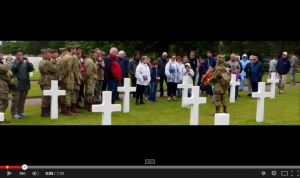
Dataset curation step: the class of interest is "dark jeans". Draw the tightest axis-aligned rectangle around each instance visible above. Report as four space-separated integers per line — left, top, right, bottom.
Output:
115 78 124 99
101 79 108 99
206 85 213 95
149 82 158 101
78 83 85 101
144 85 150 97
125 73 128 78
167 82 177 96
159 78 167 96
136 84 147 103
131 78 137 97
251 82 259 92
192 74 196 86
228 86 238 100
107 79 118 104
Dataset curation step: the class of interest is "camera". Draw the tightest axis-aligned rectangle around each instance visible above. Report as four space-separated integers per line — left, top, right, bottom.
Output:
97 59 102 62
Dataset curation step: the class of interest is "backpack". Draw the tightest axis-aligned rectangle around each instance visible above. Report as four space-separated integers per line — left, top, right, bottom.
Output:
220 70 231 89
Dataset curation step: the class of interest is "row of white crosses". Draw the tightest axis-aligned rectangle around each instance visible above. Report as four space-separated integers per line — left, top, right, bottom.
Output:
40 72 279 124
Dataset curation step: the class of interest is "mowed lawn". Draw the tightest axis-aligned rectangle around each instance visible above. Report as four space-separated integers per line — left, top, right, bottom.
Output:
2 86 299 125
20 72 300 98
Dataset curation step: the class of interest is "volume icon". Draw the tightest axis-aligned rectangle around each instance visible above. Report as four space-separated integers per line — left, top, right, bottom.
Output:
32 171 39 176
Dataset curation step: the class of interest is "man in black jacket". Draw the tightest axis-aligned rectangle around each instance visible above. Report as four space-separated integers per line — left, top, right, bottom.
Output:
128 52 140 98
244 56 253 96
188 51 198 85
157 52 169 97
276 52 291 94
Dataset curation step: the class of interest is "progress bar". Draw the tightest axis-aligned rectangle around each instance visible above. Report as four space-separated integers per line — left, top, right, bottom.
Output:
26 166 300 169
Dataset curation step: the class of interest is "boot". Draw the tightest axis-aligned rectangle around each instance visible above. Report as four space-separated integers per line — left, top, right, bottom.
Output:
140 99 146 104
65 106 77 116
84 102 89 110
71 103 83 113
76 101 84 108
210 106 220 115
88 103 92 112
60 104 67 114
223 106 227 113
47 106 51 115
41 107 50 117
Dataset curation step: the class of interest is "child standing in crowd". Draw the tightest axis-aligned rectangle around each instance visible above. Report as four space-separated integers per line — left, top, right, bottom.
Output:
148 61 160 103
202 66 213 97
229 66 241 101
183 63 194 97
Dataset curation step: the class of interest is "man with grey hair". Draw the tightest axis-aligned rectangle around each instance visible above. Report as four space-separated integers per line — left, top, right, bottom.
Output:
289 51 298 85
157 52 169 97
93 48 105 104
226 54 240 73
104 47 122 103
115 50 126 100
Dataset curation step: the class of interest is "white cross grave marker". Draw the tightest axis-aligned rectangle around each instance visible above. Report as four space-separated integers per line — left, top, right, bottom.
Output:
252 82 271 123
43 80 66 119
30 72 33 77
214 113 230 125
229 74 240 103
117 78 136 113
267 72 279 99
92 91 121 125
35 62 39 72
183 86 207 125
0 112 4 122
177 76 193 107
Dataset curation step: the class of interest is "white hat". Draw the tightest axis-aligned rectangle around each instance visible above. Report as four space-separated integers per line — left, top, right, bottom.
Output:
184 63 191 68
283 52 287 55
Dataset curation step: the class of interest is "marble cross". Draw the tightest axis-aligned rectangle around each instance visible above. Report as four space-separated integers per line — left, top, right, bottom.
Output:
267 72 279 99
183 86 207 125
43 80 66 119
0 112 4 122
229 74 240 103
30 72 33 77
177 76 193 107
117 78 136 113
92 91 121 125
252 82 271 123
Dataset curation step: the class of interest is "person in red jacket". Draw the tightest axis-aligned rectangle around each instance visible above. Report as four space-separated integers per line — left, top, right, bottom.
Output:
104 47 122 104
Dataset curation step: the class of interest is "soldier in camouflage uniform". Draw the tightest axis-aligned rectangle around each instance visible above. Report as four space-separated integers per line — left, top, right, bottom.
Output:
208 55 231 115
70 45 82 113
84 50 98 111
0 52 12 123
74 45 84 109
38 49 58 117
56 48 67 109
60 45 77 116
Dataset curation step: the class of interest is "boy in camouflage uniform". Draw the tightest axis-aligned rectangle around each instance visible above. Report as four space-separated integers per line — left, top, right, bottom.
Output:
0 52 12 123
208 55 231 115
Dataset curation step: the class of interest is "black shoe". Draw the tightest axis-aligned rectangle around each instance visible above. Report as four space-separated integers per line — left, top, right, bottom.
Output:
248 94 252 96
237 95 241 97
135 102 140 105
140 101 146 104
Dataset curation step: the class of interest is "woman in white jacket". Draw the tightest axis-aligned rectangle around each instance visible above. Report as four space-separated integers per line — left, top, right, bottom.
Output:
135 56 151 105
183 63 194 97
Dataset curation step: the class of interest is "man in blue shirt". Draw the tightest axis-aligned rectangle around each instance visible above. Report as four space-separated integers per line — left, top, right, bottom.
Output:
276 52 291 94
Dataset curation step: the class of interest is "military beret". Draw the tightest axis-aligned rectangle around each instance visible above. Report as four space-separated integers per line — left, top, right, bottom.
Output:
59 48 67 52
66 45 76 51
41 49 51 53
50 49 58 53
75 45 81 49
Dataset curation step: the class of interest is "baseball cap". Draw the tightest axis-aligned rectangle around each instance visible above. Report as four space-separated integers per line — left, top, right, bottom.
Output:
101 51 106 55
282 52 287 55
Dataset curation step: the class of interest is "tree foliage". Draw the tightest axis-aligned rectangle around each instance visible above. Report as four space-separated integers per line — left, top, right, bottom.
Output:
0 41 299 60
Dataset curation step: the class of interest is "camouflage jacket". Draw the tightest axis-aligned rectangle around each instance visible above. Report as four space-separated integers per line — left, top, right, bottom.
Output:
38 58 58 86
0 60 11 94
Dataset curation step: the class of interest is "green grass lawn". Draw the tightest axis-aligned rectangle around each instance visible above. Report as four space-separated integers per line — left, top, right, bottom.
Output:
2 86 299 125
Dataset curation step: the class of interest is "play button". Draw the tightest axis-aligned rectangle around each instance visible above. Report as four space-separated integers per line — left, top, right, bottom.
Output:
7 171 12 176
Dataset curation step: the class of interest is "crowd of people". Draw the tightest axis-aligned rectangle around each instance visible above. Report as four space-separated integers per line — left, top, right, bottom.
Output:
0 47 298 123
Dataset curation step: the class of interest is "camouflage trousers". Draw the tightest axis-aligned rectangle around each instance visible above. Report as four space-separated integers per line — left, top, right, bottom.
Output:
40 85 51 108
72 85 80 104
215 94 227 107
84 84 95 103
0 92 9 113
